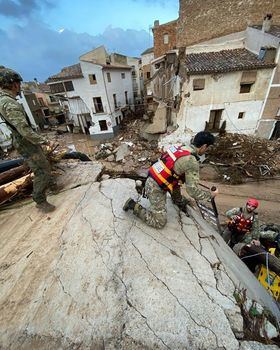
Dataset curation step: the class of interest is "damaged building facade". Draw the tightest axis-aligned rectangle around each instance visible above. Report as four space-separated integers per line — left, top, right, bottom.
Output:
46 46 139 139
145 0 280 140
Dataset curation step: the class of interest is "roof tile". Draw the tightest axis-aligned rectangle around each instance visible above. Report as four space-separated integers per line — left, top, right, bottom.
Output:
185 48 276 75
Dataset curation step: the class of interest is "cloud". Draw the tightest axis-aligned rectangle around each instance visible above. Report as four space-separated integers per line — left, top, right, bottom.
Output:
0 0 55 19
0 22 151 81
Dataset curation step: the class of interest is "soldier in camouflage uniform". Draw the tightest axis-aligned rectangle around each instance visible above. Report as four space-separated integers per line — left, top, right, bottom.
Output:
0 66 57 213
222 198 260 254
260 224 280 249
223 200 280 275
123 131 218 229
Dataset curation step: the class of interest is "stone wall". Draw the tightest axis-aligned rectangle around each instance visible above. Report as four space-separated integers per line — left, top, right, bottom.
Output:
153 20 178 58
177 0 280 47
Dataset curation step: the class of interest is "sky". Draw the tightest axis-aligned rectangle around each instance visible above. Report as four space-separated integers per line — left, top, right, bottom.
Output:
0 0 179 82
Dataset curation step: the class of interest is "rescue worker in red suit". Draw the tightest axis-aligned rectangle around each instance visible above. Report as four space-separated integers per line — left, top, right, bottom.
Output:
223 199 280 276
222 198 260 255
123 131 218 229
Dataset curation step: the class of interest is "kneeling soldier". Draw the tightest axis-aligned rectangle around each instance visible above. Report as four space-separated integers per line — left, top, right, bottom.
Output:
123 131 218 228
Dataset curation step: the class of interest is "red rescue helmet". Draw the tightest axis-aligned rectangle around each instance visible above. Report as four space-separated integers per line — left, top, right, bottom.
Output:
246 198 259 208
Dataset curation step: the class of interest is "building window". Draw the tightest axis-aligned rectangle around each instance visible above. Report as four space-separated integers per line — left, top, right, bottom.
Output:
38 97 45 106
121 73 125 79
193 79 205 91
64 81 74 91
163 33 169 44
50 82 64 93
125 91 128 104
147 71 151 79
43 109 50 117
238 112 245 119
240 83 253 93
113 93 118 109
93 97 104 113
239 71 256 94
89 74 97 84
208 109 223 131
49 95 56 102
115 116 119 126
107 72 111 83
99 120 108 131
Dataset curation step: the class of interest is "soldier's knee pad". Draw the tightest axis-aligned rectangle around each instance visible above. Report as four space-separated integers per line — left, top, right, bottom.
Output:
155 215 167 229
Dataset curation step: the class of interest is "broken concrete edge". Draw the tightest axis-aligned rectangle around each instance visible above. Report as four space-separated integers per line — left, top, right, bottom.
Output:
188 206 280 326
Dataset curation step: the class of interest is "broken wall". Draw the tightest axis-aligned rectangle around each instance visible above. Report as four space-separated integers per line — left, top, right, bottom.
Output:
153 20 178 58
177 0 280 48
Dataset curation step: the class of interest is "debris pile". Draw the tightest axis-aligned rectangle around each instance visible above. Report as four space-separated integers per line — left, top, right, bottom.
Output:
207 133 280 184
0 146 91 207
94 118 161 172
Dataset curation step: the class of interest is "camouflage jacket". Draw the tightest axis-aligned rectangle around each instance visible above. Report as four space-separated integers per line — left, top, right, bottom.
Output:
173 145 212 202
226 206 260 243
0 89 47 145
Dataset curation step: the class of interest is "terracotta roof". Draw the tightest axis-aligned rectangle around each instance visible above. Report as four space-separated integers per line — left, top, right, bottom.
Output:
250 25 280 38
141 47 154 55
38 83 51 93
46 63 83 82
185 48 276 75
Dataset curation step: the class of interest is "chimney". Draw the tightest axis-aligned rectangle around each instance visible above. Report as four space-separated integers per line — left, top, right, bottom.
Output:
258 46 277 63
154 20 159 27
262 13 272 32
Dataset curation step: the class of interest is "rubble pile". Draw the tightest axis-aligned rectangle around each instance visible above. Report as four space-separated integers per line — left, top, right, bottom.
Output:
0 147 91 207
94 118 161 172
207 133 280 184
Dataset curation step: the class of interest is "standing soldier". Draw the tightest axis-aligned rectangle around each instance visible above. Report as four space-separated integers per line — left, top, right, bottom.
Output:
0 66 57 213
123 131 218 228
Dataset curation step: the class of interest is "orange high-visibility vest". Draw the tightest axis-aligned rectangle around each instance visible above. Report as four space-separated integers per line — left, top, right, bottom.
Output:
228 209 255 234
148 145 191 192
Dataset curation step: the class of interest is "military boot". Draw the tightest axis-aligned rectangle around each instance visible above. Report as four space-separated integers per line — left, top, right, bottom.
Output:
49 183 63 195
123 198 136 212
36 201 56 213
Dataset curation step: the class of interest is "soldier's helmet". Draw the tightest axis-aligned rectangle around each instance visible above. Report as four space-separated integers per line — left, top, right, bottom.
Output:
0 66 23 88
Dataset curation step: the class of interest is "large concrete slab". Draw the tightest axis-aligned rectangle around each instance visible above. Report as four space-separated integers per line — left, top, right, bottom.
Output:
144 102 167 135
0 163 278 349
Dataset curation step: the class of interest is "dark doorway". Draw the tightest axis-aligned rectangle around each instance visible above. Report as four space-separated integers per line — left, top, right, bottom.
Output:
208 109 223 131
271 121 280 139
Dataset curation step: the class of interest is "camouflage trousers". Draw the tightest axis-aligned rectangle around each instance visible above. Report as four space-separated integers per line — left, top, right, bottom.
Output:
16 139 56 204
133 177 188 229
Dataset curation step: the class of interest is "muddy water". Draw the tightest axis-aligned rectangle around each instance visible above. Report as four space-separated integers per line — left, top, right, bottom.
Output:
199 179 280 225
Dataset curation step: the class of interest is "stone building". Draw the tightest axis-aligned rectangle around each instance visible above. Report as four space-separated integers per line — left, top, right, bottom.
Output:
177 0 280 47
153 19 178 58
46 46 134 139
140 47 155 105
146 1 280 140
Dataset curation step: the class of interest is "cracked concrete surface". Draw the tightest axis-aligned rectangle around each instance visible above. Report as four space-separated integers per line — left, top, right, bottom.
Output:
0 163 279 349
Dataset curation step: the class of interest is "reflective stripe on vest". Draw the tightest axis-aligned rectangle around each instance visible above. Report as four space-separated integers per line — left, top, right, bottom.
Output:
149 146 191 192
228 212 254 234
